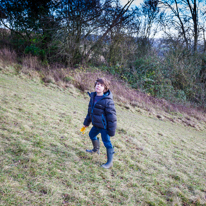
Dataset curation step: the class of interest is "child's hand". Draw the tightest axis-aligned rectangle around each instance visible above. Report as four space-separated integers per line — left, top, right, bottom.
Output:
80 126 87 134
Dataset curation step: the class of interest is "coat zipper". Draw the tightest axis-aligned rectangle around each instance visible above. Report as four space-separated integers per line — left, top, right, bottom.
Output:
91 93 107 125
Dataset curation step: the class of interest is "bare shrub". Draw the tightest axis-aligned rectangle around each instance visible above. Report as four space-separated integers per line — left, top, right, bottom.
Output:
37 64 75 88
22 55 43 71
72 70 101 91
0 48 17 63
50 68 67 82
21 56 69 84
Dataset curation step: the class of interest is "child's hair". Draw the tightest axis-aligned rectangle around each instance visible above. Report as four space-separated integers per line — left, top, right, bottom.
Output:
94 78 110 92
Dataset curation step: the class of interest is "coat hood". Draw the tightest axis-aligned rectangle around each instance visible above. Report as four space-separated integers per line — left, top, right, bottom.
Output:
89 90 113 100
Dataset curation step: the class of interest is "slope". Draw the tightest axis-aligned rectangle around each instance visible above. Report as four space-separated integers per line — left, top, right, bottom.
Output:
0 70 206 206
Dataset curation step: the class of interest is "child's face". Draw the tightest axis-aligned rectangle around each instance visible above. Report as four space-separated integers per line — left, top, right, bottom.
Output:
95 82 105 95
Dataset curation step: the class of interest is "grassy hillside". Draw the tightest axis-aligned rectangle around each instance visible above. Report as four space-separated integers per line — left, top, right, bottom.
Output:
0 66 206 206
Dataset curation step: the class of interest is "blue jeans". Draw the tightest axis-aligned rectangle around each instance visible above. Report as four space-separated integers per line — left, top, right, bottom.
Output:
89 126 113 149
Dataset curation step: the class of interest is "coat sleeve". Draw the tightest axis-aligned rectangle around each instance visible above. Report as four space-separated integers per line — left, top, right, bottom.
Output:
83 113 91 126
105 100 117 136
83 98 92 126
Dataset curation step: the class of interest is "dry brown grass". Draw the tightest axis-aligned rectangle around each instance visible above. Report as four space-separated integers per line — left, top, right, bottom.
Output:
70 69 206 126
22 55 43 70
0 48 17 64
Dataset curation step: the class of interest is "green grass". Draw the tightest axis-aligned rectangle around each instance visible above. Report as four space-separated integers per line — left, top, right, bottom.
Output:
0 67 206 205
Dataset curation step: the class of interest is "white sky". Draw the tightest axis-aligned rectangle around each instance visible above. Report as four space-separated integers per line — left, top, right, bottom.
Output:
120 0 144 7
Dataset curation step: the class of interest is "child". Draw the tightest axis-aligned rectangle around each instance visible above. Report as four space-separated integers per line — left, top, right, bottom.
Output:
83 78 117 169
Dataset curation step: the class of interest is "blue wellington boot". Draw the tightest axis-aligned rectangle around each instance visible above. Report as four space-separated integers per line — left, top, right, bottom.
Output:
86 138 100 154
101 147 115 169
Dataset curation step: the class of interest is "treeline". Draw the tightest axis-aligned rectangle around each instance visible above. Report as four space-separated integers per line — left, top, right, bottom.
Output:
0 0 206 107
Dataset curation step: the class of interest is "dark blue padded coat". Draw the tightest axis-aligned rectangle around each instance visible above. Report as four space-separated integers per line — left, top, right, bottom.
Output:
83 90 117 136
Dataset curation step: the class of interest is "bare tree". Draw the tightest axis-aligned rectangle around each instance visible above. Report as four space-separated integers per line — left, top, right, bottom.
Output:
52 0 134 65
159 0 205 52
141 0 160 39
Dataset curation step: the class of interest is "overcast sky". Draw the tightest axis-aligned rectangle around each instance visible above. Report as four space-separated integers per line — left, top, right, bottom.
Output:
120 0 144 7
